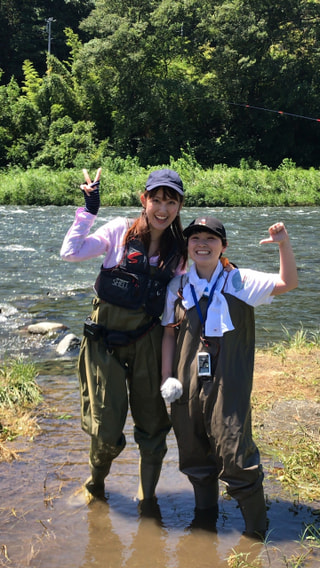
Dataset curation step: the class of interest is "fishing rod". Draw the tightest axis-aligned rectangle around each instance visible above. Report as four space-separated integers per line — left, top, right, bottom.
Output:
223 101 320 123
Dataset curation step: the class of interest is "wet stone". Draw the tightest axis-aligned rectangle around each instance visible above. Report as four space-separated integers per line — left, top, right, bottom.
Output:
56 333 81 355
28 321 68 334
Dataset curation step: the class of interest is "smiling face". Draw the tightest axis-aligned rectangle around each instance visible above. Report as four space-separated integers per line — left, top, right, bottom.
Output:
188 230 227 280
140 187 182 236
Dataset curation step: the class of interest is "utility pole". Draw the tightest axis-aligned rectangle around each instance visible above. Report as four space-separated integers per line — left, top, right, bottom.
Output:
46 17 55 55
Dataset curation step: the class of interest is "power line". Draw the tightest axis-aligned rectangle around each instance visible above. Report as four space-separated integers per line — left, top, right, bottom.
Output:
223 101 320 123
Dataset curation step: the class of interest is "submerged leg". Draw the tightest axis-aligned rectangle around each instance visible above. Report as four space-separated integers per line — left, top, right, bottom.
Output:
238 487 268 540
189 478 219 531
85 462 112 499
85 434 125 499
192 477 220 510
137 459 163 501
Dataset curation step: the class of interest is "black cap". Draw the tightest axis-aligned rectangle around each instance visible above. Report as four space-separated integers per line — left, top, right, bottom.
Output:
183 216 227 246
145 169 184 196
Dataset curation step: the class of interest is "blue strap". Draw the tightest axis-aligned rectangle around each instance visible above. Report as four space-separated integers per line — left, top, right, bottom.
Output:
190 269 224 332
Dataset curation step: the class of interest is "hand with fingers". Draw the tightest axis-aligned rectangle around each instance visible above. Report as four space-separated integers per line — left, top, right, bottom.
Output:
259 221 298 294
259 222 289 245
80 168 102 215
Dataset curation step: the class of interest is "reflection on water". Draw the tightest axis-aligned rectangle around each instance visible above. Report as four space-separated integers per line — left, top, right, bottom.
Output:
1 363 319 568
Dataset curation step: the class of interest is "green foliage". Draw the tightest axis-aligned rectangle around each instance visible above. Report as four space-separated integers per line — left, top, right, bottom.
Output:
0 158 319 207
0 0 93 84
0 358 41 408
0 1 320 169
22 60 43 103
5 98 44 167
269 427 320 501
32 117 97 169
64 27 83 66
0 166 82 206
36 55 84 121
277 325 320 350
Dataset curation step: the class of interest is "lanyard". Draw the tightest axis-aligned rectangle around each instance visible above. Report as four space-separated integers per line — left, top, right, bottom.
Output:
190 269 224 336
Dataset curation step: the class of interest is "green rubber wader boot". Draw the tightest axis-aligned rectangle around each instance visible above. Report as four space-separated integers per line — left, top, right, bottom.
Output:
238 487 268 540
137 460 162 501
85 462 112 500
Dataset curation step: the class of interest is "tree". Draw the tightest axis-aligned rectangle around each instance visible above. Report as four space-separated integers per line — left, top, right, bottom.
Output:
0 72 44 167
0 0 94 83
1 1 320 169
198 0 320 166
75 0 227 165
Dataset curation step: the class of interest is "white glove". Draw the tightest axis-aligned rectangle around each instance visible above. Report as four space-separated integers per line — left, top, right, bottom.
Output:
161 377 183 403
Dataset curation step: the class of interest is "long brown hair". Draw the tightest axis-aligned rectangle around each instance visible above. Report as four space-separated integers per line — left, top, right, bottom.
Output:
124 187 187 268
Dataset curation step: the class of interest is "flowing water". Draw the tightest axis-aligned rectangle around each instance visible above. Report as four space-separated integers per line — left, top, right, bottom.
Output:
0 205 319 567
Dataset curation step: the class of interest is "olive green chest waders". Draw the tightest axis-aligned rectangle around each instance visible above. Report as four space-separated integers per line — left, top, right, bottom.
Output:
171 292 267 539
78 298 171 501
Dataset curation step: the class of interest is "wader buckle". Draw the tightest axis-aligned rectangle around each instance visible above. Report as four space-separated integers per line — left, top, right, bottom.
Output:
83 316 159 350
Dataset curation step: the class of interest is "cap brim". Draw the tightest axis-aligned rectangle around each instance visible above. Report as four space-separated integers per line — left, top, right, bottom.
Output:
183 224 223 239
146 182 184 196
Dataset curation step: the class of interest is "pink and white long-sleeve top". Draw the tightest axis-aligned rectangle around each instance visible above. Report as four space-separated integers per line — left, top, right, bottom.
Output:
60 207 184 272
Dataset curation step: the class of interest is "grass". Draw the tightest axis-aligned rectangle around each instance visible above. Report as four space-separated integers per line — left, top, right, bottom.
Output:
267 428 320 501
0 358 42 461
0 156 320 206
226 525 320 567
0 358 41 408
271 325 320 356
252 328 320 501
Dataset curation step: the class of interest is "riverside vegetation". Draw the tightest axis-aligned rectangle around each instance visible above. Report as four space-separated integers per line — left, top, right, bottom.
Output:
0 155 320 207
0 358 42 462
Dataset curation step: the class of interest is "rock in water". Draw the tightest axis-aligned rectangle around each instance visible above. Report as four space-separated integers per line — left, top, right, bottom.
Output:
28 322 68 334
56 333 81 355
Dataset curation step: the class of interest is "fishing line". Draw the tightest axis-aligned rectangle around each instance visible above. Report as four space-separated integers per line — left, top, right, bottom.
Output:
222 101 320 123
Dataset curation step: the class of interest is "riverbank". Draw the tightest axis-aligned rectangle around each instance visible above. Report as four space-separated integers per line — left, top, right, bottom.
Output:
0 358 42 462
1 343 319 568
1 158 320 206
252 343 320 501
1 341 319 502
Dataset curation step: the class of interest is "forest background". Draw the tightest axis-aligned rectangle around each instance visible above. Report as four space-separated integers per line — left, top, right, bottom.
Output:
1 0 320 206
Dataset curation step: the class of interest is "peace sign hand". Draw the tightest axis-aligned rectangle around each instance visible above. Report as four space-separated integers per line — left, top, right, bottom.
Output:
80 168 102 215
80 168 102 196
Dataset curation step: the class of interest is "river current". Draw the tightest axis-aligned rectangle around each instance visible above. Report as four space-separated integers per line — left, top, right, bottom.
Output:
0 205 319 360
0 205 319 568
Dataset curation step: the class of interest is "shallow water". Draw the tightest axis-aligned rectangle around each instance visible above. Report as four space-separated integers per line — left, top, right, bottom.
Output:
1 359 320 568
1 206 320 567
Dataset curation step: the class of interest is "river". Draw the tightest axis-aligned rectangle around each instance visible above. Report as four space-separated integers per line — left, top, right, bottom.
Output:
1 205 319 360
0 205 319 567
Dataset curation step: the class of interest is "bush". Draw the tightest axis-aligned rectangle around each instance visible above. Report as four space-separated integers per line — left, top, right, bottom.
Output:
0 156 319 206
